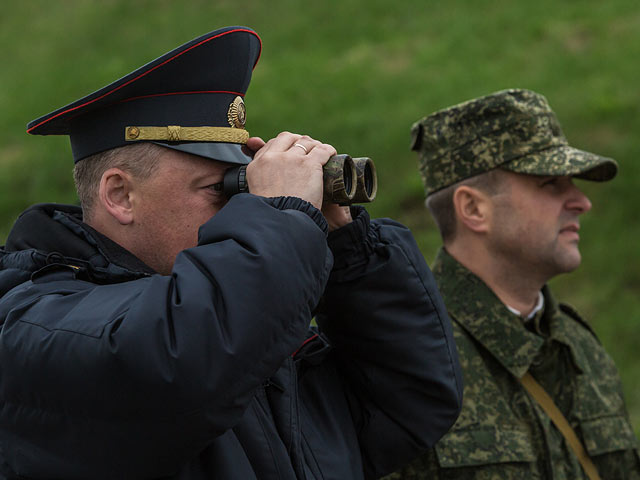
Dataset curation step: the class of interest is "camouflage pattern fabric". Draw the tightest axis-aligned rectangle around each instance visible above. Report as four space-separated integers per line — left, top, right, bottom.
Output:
383 248 640 479
410 89 618 196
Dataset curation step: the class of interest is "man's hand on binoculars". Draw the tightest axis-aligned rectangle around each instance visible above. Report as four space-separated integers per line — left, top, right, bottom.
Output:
246 132 336 210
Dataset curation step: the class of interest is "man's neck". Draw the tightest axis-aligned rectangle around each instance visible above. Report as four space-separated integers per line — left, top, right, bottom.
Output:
446 242 546 317
489 278 543 317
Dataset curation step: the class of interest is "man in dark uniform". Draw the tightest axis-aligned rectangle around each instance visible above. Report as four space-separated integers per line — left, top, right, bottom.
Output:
0 27 462 478
386 89 639 479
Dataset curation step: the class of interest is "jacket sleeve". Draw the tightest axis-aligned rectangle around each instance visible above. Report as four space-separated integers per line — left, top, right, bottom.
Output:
0 194 332 476
315 207 463 479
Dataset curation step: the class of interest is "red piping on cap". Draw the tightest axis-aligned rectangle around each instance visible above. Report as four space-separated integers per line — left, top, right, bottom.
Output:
27 28 262 134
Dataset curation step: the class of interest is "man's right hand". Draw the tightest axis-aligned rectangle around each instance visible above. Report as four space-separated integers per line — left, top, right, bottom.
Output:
245 132 337 210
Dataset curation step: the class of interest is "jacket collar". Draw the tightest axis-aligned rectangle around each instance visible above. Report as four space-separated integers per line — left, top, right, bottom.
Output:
432 247 565 378
3 203 155 280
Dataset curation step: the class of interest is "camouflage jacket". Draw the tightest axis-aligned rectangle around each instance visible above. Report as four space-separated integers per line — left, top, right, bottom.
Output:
386 248 639 479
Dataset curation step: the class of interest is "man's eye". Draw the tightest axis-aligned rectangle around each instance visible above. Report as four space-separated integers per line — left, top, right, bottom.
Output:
541 178 558 187
206 183 226 197
207 182 228 203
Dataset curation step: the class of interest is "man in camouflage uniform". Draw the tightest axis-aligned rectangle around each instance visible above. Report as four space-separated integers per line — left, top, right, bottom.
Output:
387 89 640 479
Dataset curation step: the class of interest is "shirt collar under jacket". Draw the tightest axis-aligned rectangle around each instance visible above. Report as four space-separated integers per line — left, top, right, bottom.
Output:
506 291 545 320
431 247 588 379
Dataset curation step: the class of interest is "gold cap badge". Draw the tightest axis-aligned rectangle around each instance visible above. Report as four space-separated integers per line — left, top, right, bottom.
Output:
227 96 247 129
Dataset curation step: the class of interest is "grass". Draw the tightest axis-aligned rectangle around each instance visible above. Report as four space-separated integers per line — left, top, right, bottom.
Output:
2 0 640 434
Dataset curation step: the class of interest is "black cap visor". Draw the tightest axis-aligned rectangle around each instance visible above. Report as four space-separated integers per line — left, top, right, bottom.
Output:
154 141 252 165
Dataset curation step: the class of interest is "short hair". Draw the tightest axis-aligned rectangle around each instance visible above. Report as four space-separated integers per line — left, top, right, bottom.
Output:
73 142 164 221
426 168 505 243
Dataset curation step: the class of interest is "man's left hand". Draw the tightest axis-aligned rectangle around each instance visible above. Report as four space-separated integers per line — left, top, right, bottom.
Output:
322 203 352 231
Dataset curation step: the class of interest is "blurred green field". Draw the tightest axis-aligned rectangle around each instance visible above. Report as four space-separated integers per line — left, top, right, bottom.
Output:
2 0 639 433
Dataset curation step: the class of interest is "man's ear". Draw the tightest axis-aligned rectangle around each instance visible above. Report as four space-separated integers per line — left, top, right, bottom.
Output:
452 185 491 234
98 168 135 225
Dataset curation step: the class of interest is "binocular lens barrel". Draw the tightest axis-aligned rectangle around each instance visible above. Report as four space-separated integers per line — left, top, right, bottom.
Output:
222 154 377 204
323 154 357 204
351 157 377 203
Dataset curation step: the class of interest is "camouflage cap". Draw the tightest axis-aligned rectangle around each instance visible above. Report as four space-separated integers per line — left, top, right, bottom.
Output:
410 89 618 196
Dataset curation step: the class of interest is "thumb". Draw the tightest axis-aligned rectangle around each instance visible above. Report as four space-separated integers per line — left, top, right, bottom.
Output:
246 137 266 153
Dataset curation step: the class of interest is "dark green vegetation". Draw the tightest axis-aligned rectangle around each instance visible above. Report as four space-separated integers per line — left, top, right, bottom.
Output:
2 0 639 432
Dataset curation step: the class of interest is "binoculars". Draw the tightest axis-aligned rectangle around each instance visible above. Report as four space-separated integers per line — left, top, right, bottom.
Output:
221 154 378 204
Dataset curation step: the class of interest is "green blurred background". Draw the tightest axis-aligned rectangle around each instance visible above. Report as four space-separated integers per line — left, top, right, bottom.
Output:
1 0 639 432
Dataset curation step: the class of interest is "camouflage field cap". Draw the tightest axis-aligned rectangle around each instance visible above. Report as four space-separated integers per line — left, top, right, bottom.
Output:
410 89 618 196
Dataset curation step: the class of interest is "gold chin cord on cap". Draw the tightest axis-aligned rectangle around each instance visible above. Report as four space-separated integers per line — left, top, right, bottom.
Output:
125 125 249 144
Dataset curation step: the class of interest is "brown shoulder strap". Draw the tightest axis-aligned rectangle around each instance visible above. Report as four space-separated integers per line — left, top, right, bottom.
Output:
520 372 601 480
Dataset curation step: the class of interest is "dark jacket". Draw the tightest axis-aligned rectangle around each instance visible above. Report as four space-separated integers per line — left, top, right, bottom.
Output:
0 195 462 479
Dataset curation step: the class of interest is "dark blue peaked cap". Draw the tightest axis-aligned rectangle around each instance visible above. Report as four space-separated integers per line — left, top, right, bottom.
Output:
27 26 262 164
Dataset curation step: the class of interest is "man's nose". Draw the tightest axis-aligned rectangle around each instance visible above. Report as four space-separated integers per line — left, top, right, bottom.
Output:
566 183 592 214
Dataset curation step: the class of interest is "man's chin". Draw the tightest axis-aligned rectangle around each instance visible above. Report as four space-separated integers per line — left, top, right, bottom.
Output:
556 250 582 274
